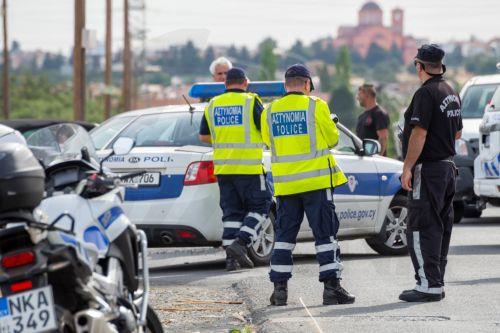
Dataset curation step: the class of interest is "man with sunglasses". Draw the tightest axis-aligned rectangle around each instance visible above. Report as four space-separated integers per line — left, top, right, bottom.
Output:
262 64 355 306
399 44 462 302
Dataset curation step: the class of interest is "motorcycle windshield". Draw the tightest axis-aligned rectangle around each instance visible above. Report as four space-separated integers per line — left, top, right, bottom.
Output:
26 123 99 167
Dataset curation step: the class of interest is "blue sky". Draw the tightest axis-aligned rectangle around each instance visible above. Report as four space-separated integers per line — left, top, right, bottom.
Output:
7 0 500 54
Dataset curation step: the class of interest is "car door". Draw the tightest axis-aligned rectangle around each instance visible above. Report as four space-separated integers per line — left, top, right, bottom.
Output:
333 127 382 230
297 126 382 239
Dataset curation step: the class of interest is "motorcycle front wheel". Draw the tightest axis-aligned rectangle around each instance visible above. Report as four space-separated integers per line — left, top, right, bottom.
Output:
146 306 164 333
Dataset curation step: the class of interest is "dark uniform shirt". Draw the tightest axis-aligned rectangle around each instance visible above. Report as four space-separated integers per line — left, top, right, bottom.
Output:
402 76 463 163
356 105 390 140
199 89 264 135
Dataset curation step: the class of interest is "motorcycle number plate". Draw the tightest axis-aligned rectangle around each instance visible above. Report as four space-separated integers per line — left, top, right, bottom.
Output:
0 286 57 333
121 172 161 186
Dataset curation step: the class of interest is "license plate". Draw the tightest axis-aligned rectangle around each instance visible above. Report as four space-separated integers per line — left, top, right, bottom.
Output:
121 172 161 186
0 286 57 333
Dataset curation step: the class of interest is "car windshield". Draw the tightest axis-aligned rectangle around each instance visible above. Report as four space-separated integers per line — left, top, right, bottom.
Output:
26 123 98 167
111 112 210 147
91 116 134 149
461 84 499 118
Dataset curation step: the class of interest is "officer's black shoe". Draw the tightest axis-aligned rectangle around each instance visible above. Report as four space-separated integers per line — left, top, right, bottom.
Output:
398 289 442 302
400 289 445 299
269 281 288 306
323 278 356 305
226 238 254 269
225 257 241 271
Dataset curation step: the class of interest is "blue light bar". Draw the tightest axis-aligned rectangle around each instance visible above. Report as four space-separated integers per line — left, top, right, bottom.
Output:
189 81 286 99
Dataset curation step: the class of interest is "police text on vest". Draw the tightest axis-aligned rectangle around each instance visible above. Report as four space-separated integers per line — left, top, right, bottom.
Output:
272 111 308 136
214 106 243 126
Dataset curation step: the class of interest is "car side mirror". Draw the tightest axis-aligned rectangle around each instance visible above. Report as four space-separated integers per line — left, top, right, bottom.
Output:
330 113 339 124
112 137 135 156
362 139 380 156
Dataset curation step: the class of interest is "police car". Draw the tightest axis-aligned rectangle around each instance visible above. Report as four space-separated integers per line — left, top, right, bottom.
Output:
474 86 500 206
90 82 408 264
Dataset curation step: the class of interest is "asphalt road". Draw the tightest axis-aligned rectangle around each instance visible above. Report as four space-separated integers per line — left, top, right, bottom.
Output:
149 207 500 333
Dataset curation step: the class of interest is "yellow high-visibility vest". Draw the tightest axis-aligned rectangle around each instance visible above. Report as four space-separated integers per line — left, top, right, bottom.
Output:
261 94 347 196
205 92 264 175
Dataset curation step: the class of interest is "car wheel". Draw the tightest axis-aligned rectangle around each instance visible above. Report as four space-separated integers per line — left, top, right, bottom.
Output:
248 211 275 266
453 201 464 224
366 194 408 256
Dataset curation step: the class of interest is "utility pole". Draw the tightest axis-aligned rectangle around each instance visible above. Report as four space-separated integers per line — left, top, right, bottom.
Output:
129 0 146 109
122 0 132 111
73 0 86 121
2 0 9 119
104 0 112 119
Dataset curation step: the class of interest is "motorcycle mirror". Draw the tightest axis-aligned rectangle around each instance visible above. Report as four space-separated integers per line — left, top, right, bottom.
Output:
112 137 135 156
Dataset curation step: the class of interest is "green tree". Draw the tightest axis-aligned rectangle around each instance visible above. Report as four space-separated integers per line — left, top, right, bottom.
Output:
318 63 332 93
257 38 278 81
365 43 388 67
329 46 357 130
446 45 464 67
465 54 498 74
329 84 357 130
203 46 215 71
239 46 251 63
334 45 351 87
390 44 404 65
227 44 239 59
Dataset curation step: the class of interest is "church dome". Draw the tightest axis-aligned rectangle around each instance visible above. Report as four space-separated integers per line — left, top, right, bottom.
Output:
361 1 382 12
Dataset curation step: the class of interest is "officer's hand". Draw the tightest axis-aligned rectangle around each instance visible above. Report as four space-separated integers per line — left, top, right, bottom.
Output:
401 168 412 191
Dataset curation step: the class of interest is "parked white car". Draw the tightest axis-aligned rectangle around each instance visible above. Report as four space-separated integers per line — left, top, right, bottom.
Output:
90 82 408 264
474 87 500 206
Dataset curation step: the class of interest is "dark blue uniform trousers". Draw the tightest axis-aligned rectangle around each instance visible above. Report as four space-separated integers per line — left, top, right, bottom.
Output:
217 175 272 247
407 161 456 294
269 188 342 283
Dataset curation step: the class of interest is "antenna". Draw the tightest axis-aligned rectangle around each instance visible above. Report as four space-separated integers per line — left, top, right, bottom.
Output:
182 94 196 125
182 95 195 113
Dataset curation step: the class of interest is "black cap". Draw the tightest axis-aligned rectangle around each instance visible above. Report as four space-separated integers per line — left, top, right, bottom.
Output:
226 67 247 81
285 64 315 91
415 44 445 64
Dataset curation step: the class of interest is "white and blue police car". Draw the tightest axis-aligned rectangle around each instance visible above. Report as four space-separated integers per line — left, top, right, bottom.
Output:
90 82 408 265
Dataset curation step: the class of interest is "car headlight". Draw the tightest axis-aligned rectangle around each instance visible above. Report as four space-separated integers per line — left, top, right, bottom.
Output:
455 139 469 156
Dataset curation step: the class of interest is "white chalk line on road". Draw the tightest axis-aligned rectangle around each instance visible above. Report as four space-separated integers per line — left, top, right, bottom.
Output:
299 297 324 333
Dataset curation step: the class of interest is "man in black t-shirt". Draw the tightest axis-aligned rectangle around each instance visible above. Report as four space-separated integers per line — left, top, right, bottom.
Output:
399 44 463 303
356 84 390 155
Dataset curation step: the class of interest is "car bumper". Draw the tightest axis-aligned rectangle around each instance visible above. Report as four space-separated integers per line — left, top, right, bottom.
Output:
474 178 500 198
123 183 223 245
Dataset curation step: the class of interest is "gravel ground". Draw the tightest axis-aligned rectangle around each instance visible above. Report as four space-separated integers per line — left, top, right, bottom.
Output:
149 273 255 332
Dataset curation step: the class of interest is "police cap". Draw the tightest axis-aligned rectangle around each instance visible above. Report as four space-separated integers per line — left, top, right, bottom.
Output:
285 64 315 91
415 44 445 64
226 67 247 81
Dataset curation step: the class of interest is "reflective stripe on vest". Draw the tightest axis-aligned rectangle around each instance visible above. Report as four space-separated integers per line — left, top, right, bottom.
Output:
272 166 341 183
214 159 262 166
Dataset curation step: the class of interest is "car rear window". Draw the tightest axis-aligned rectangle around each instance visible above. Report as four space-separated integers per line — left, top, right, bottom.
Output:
461 84 499 119
115 112 210 147
91 116 134 149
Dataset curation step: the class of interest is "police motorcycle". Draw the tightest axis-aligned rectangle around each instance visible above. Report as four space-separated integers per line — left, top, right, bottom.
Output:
0 123 163 333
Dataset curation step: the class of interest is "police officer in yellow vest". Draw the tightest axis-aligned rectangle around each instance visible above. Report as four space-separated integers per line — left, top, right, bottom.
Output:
199 68 272 271
262 64 355 306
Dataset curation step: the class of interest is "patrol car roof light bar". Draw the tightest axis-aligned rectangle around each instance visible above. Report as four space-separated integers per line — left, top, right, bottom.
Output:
189 81 286 99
